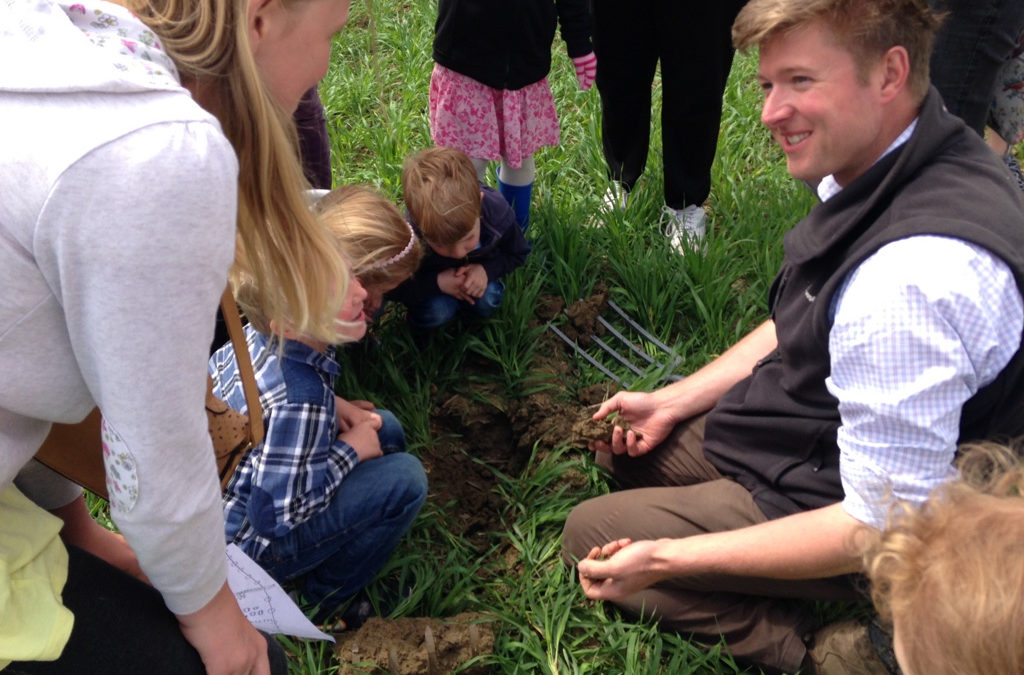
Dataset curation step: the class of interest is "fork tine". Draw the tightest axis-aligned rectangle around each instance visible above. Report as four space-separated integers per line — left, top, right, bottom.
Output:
607 300 680 358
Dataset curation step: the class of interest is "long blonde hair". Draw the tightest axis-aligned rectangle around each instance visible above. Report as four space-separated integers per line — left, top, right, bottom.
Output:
126 0 348 343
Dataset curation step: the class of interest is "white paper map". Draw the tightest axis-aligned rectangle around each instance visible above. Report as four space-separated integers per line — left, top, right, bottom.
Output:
226 543 335 642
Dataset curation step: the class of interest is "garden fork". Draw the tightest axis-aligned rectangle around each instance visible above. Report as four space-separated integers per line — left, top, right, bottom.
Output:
548 299 683 388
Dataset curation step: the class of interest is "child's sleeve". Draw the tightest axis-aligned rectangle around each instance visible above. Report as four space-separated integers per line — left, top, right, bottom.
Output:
480 191 531 283
245 401 359 538
555 0 593 59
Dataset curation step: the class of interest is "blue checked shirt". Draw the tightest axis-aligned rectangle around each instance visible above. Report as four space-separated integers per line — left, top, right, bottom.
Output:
209 326 359 558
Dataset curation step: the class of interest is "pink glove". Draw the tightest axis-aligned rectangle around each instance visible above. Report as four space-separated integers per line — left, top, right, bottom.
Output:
572 52 597 91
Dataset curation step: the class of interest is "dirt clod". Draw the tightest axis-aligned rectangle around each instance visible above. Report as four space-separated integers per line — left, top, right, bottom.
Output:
334 612 495 674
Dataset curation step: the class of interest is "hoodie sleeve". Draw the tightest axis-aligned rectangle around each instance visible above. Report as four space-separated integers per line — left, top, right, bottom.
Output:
479 189 531 283
555 0 593 58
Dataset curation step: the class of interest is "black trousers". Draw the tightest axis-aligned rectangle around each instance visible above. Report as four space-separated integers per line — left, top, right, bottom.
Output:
592 0 748 209
295 86 333 190
8 545 287 675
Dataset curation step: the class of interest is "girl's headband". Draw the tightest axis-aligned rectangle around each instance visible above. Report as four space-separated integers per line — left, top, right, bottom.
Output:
370 219 417 270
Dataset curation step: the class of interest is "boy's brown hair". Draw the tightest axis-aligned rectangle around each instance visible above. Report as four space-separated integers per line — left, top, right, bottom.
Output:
401 147 482 246
732 0 941 100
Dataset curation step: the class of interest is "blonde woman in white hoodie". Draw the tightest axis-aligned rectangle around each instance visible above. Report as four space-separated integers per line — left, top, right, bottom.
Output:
0 1 355 673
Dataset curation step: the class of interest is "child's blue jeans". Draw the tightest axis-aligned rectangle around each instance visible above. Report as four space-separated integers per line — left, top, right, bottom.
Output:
407 280 505 329
254 452 427 618
375 408 406 454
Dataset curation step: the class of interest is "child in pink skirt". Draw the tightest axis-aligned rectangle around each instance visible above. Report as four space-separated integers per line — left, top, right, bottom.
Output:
430 0 595 232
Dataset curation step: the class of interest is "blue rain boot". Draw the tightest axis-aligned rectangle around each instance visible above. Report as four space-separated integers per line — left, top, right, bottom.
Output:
496 168 533 232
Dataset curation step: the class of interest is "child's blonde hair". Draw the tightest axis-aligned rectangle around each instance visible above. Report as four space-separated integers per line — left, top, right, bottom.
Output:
239 185 422 335
401 147 481 246
314 184 423 290
866 441 1024 675
127 0 348 344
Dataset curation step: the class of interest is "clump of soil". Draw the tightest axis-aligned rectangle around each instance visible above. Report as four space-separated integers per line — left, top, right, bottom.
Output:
548 283 608 346
568 406 641 449
334 612 495 675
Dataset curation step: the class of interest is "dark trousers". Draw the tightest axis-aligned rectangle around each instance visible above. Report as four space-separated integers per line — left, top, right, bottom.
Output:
7 545 287 675
295 86 332 189
929 0 1024 135
562 416 858 673
591 0 747 209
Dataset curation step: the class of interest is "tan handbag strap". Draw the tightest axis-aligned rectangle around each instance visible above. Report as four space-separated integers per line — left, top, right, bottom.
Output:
220 287 264 446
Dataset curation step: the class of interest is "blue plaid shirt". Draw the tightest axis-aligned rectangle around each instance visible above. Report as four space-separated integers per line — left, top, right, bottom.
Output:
209 326 359 559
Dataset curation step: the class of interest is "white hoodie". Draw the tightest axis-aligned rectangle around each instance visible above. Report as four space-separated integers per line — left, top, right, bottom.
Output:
0 0 238 615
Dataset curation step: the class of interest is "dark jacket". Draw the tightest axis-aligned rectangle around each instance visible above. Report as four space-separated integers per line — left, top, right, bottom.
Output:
433 0 592 91
703 87 1024 520
389 186 531 306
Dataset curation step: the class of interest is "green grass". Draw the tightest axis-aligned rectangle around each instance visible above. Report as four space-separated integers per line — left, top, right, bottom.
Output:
306 1 834 673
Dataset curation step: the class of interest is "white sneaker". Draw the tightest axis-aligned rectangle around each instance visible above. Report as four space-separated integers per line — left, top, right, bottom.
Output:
603 183 629 211
586 183 629 228
661 204 707 253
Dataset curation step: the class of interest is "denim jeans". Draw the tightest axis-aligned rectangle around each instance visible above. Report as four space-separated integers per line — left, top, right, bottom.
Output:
255 452 427 617
375 408 406 454
929 0 1024 134
407 280 505 329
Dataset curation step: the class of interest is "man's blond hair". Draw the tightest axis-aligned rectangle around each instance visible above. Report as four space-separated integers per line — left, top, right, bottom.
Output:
733 0 941 100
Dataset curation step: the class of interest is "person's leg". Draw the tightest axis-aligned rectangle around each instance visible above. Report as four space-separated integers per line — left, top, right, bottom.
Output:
592 0 659 193
497 156 535 231
9 545 287 675
470 157 490 184
563 479 855 673
294 86 332 189
656 0 745 210
466 280 505 319
375 408 407 454
406 294 461 329
929 0 1024 134
564 417 856 672
256 453 427 618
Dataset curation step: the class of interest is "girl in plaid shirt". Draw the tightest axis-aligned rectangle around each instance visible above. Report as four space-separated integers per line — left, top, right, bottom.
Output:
210 186 426 627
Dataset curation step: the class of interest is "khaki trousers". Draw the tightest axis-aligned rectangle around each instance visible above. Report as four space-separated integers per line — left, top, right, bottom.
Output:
562 416 859 672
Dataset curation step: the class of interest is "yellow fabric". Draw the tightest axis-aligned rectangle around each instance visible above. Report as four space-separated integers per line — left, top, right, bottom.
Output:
0 484 73 669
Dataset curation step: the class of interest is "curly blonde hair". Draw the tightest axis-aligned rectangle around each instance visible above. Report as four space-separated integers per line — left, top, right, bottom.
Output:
125 0 348 343
866 442 1024 675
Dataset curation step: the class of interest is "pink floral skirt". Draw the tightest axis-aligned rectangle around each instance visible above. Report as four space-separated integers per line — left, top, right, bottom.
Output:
429 64 560 169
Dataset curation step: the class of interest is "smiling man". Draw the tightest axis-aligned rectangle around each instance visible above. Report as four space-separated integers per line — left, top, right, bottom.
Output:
562 1 1024 673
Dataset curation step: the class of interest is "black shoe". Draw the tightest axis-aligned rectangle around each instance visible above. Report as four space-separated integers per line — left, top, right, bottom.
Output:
312 578 412 631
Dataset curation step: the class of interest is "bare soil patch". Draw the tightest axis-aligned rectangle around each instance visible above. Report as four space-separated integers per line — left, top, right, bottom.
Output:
333 288 616 671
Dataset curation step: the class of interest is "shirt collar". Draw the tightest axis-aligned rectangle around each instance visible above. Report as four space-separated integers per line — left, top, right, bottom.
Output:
282 337 341 377
817 118 919 202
